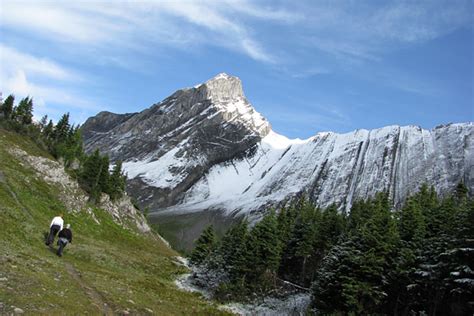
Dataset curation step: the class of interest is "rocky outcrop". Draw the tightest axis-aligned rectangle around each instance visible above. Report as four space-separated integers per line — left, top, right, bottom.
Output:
8 146 150 232
82 73 473 222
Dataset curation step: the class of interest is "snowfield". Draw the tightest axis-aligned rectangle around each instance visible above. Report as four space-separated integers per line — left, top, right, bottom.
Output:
125 123 473 220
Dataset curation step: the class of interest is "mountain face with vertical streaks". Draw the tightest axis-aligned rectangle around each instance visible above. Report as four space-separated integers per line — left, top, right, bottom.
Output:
82 73 473 247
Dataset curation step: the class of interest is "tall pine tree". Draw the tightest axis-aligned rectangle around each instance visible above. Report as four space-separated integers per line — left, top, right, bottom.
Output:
1 94 14 120
190 225 217 265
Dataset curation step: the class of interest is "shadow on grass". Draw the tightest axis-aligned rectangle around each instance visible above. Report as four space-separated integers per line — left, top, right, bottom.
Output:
43 231 60 256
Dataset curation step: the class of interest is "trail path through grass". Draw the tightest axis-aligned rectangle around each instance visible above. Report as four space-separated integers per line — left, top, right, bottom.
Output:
64 262 113 315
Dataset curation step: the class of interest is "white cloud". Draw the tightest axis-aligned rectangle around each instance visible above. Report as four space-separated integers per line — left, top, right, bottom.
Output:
3 70 101 111
0 0 290 63
0 44 79 81
0 0 470 120
0 45 102 122
0 43 93 109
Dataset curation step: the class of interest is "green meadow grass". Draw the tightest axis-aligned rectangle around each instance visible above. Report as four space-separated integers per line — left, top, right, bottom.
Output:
0 128 230 315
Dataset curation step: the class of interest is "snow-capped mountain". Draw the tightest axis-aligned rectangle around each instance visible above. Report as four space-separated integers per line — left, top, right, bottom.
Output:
82 73 473 222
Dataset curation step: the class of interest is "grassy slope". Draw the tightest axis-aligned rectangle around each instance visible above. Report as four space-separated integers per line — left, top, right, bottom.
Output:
0 129 229 315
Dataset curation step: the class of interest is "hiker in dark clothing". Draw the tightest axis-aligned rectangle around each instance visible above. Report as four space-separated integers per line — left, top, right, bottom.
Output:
46 214 63 246
57 224 73 257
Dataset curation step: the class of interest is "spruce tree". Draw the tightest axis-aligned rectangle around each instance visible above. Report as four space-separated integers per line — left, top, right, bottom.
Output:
190 225 217 265
14 97 33 125
43 119 54 140
246 210 281 291
398 197 425 244
286 200 319 285
39 115 48 129
108 160 127 201
53 113 71 143
312 193 399 314
98 154 110 195
79 149 103 201
1 94 14 119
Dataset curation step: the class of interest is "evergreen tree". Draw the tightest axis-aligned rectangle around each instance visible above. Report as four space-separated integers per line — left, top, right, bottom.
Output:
108 160 127 200
1 94 14 119
39 115 48 130
220 219 248 276
43 119 54 140
60 126 83 167
246 210 281 291
190 225 217 265
98 154 110 195
317 204 346 250
398 197 425 244
53 113 71 144
312 193 399 314
406 189 473 315
79 149 103 201
282 199 319 285
13 97 33 125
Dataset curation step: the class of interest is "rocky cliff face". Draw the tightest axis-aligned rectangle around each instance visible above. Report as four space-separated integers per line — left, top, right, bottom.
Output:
83 73 270 209
82 73 473 224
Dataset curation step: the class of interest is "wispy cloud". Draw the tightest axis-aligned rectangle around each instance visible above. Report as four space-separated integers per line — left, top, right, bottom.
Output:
265 102 351 136
301 1 471 61
0 43 102 121
0 44 79 81
4 70 99 111
0 0 471 128
0 0 297 63
2 1 469 67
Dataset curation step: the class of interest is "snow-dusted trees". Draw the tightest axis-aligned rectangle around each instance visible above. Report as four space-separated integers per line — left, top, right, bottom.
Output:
312 192 399 314
190 184 472 314
312 184 473 315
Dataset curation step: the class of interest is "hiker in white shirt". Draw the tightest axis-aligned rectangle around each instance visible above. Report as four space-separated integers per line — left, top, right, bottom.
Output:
46 214 64 246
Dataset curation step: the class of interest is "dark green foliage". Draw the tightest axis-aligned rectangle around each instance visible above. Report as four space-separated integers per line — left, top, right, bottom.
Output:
53 113 71 143
1 94 15 119
219 219 249 280
279 198 319 285
0 95 126 203
13 97 34 125
398 197 425 244
190 225 217 265
311 185 473 315
48 113 82 166
199 184 471 312
313 193 400 314
43 119 54 139
108 160 127 201
246 210 281 290
79 149 109 202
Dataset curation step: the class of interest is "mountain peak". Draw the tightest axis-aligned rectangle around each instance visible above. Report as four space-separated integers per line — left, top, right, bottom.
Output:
202 72 245 102
208 72 234 81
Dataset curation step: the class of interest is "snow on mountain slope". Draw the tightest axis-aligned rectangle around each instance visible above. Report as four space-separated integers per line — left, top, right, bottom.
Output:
158 123 473 219
82 73 473 223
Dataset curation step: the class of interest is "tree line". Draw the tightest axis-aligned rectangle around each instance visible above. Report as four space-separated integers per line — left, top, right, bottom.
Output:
0 94 126 202
190 183 473 315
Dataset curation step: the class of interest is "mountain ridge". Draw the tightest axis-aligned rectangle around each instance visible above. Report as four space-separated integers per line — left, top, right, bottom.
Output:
82 73 473 249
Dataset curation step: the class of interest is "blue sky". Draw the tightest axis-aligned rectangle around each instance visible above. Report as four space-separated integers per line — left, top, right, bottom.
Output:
1 0 473 139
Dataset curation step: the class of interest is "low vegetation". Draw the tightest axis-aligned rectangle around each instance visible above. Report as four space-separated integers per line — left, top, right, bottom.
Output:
0 94 126 203
0 118 229 314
